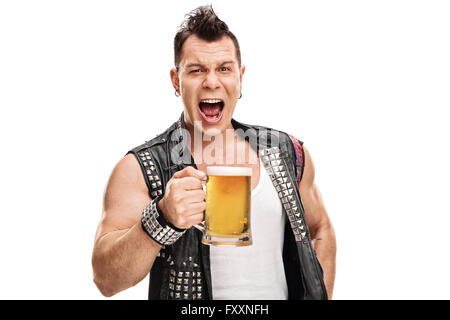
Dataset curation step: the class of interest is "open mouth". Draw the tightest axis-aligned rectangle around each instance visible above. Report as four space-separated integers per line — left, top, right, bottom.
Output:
198 99 225 124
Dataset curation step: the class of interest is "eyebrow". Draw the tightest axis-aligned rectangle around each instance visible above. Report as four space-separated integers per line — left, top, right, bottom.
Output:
185 61 234 68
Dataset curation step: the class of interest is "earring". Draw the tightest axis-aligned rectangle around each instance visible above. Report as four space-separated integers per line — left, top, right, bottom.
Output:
238 92 242 99
175 90 180 97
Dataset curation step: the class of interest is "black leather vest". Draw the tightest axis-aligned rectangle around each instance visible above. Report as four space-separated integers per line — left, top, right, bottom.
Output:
127 113 327 300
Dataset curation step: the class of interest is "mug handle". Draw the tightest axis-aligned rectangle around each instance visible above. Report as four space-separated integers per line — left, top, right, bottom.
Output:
193 221 205 232
193 176 207 232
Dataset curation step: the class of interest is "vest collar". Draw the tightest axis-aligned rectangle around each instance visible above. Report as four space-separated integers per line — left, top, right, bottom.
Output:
174 111 282 159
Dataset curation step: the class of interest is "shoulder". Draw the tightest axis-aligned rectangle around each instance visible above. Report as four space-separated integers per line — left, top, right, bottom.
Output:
106 153 148 199
275 130 306 183
109 121 175 197
98 153 151 237
299 145 315 188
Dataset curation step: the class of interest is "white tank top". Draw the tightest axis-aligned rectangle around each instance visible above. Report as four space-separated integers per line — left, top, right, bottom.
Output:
210 159 288 300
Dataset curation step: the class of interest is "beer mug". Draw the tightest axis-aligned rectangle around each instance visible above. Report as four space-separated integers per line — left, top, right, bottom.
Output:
195 166 252 246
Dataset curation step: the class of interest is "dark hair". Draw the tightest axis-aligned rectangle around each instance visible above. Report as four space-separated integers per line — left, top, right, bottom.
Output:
174 5 241 70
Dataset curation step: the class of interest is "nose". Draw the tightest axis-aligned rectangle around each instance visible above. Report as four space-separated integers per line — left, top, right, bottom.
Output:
202 71 221 90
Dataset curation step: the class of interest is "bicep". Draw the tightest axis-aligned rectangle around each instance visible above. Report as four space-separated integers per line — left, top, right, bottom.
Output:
96 154 151 240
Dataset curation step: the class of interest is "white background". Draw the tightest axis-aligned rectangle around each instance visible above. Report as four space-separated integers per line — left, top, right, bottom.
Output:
0 0 449 299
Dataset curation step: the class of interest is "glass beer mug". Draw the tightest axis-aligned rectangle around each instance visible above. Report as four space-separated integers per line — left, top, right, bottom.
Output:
195 166 252 246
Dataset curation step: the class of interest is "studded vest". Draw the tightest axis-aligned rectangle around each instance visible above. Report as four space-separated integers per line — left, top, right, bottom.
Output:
127 113 327 300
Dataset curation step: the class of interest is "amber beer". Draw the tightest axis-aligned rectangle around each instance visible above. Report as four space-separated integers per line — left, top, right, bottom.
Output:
202 166 252 246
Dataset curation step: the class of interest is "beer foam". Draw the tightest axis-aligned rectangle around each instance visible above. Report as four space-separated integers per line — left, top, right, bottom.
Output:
206 166 252 176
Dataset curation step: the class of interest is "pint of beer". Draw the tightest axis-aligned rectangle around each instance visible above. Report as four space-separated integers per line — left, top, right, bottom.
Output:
202 166 252 246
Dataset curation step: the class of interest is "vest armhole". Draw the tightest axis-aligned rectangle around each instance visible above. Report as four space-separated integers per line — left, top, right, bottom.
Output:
126 150 153 199
299 141 305 182
287 134 305 185
126 148 164 199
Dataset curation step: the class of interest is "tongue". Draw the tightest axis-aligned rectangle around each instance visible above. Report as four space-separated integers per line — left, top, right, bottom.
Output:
201 103 221 116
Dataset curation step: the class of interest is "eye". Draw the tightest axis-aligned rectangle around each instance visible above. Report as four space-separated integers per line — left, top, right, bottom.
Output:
190 69 201 73
220 67 231 72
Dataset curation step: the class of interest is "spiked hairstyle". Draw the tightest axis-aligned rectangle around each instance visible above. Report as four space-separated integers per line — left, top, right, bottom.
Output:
174 5 241 70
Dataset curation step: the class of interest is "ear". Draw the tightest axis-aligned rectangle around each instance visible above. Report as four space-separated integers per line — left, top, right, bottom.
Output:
239 64 246 92
170 68 180 95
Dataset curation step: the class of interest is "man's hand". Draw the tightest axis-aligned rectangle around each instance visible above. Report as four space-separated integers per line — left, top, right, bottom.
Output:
158 166 206 229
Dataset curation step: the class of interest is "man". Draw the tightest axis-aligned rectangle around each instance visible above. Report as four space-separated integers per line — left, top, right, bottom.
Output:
92 5 336 300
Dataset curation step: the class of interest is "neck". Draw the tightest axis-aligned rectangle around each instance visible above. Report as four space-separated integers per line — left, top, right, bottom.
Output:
184 119 257 167
189 120 232 152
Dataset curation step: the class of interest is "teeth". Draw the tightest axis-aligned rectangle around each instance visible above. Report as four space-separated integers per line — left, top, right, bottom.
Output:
201 99 222 104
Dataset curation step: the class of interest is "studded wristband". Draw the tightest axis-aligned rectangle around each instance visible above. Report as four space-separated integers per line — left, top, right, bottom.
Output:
141 196 186 245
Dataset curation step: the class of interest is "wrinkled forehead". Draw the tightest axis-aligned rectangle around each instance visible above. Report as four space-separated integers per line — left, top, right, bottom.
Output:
179 35 238 68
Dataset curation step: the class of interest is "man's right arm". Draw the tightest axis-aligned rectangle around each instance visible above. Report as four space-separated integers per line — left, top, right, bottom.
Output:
92 154 206 297
92 154 161 297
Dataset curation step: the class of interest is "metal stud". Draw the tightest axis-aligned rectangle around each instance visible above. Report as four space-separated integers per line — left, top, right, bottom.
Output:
261 146 309 243
270 160 282 167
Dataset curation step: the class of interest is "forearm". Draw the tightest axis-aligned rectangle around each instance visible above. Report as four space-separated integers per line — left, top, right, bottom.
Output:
92 221 161 297
312 224 337 299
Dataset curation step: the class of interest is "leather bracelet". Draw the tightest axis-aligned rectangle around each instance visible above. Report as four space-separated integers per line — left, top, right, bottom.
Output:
141 196 186 245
